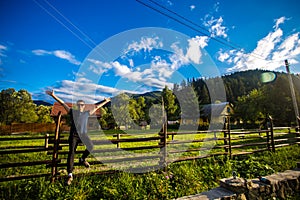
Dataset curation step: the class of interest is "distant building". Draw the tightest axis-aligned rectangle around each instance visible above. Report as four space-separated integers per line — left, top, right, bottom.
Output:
50 102 101 131
180 102 234 127
201 102 234 124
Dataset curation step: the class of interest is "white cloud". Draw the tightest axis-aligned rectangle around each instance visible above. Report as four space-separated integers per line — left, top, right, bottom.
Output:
32 49 81 65
0 45 7 50
253 28 283 59
275 33 300 57
0 44 8 66
150 57 173 80
76 77 93 83
0 44 8 57
213 2 220 12
167 0 173 6
169 42 189 69
190 5 195 11
170 36 208 66
85 35 209 92
204 16 228 38
73 71 86 77
32 49 51 56
273 16 287 29
186 36 209 64
87 58 113 75
87 58 172 90
128 59 134 67
219 17 300 72
53 50 81 65
217 51 230 62
112 61 132 76
125 36 163 54
44 79 126 103
143 77 172 89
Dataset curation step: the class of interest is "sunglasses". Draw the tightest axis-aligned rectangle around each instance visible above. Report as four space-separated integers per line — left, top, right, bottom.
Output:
78 104 85 107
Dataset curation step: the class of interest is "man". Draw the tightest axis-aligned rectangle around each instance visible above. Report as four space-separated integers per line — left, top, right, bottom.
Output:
46 90 110 185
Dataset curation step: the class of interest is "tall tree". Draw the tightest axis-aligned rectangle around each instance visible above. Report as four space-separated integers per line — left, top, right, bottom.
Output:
111 93 132 129
0 88 16 125
162 86 179 121
148 103 163 128
129 96 146 125
234 89 266 126
99 107 116 129
174 86 200 124
36 105 53 123
0 88 38 124
16 89 38 123
262 74 295 125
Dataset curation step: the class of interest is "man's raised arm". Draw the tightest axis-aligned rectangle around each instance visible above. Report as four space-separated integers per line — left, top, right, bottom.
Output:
89 98 111 115
46 90 70 113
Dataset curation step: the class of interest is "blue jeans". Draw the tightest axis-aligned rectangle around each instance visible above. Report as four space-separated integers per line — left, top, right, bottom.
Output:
67 134 92 173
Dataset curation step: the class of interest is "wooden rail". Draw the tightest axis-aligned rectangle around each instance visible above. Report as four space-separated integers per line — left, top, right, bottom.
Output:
0 123 57 135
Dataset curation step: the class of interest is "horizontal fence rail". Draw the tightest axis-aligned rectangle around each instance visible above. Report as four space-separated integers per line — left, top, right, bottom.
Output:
0 122 71 135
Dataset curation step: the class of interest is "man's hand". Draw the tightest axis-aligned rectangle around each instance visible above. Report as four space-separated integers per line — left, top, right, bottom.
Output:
45 90 54 96
45 89 70 112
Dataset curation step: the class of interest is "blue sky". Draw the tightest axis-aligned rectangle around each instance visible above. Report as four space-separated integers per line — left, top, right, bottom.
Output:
1 0 300 103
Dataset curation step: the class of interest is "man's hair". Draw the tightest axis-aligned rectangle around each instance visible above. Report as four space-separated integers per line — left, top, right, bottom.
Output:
76 100 85 104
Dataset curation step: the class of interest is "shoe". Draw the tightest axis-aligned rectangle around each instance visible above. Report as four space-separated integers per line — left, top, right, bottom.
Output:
79 158 90 168
66 175 73 185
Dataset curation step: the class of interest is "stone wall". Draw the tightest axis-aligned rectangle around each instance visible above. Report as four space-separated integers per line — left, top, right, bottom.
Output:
220 169 300 200
177 166 300 200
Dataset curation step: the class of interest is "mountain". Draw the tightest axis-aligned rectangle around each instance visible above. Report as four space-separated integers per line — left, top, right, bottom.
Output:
107 91 162 106
132 91 162 103
33 100 52 106
221 69 278 103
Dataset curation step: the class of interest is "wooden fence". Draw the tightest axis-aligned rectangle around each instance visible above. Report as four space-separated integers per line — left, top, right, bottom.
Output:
0 133 52 181
1 114 299 182
0 123 56 135
0 122 72 135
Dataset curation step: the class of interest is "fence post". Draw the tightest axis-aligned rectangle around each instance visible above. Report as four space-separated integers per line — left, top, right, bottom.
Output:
297 116 300 133
44 133 49 149
266 117 270 151
223 116 228 154
159 118 167 169
51 112 62 183
227 116 232 159
269 116 275 152
117 133 120 148
159 98 167 170
31 123 34 133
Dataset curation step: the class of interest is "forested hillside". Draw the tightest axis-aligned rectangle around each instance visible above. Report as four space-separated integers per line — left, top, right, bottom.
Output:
116 69 300 127
190 69 291 105
189 69 300 126
222 69 268 103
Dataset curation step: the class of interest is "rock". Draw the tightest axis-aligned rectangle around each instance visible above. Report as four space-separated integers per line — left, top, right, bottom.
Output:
177 168 300 200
